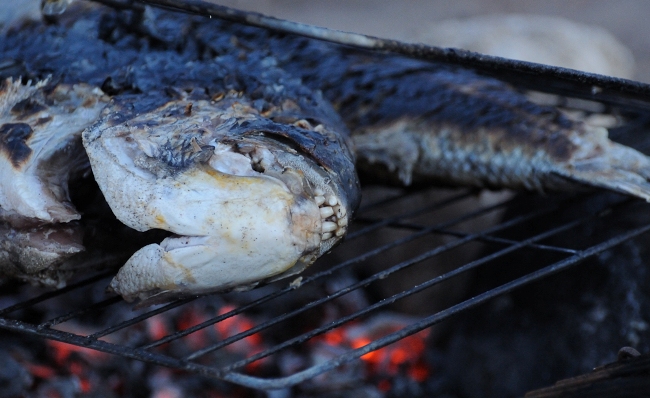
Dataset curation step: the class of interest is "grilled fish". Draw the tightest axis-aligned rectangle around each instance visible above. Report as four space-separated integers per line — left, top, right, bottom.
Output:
0 78 108 286
197 21 650 198
84 89 357 303
1 4 650 303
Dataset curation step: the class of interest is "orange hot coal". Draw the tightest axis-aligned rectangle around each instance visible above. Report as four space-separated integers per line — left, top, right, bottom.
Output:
175 307 211 351
312 314 431 390
215 305 269 372
49 339 108 365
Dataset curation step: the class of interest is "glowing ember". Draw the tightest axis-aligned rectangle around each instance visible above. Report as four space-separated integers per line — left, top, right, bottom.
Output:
175 307 211 351
312 313 431 389
25 363 56 379
19 304 273 397
49 340 107 364
12 298 430 396
146 314 172 342
214 305 268 372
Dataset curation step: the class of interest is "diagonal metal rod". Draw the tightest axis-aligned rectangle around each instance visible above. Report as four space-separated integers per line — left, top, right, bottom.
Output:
218 221 650 390
181 196 572 361
1 219 648 390
199 196 615 372
0 271 115 316
139 190 512 350
432 229 579 254
0 191 646 390
130 190 481 349
347 190 475 239
357 188 475 214
87 298 194 339
39 296 123 329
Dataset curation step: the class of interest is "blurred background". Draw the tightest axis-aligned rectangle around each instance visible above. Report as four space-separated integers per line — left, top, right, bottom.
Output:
211 0 650 82
5 1 648 80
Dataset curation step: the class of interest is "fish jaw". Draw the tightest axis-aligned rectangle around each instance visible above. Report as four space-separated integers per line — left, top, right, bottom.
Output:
110 230 315 303
101 165 322 302
84 97 351 304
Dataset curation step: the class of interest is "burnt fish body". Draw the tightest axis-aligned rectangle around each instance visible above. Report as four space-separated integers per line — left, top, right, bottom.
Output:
1 6 359 302
195 21 650 197
1 5 649 303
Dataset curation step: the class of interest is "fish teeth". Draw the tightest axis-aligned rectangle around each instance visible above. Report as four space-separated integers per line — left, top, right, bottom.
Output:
316 192 348 241
333 205 346 219
322 221 338 233
319 206 334 218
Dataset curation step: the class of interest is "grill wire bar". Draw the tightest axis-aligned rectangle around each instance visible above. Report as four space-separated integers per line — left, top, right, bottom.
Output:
223 219 650 390
119 0 650 111
184 195 597 364
2 181 650 389
186 195 636 369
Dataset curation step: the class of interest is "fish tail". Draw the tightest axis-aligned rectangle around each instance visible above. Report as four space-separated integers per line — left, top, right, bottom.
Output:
553 137 650 202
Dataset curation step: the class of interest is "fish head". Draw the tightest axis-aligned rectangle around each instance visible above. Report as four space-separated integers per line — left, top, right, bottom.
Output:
83 93 357 304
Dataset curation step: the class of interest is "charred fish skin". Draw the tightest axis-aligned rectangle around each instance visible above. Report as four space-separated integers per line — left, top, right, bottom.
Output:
1 6 360 209
320 58 650 198
5 5 650 201
195 20 650 200
342 66 650 199
73 8 358 303
0 5 359 298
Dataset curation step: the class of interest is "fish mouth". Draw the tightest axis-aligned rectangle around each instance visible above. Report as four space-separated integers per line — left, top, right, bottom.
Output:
83 95 351 304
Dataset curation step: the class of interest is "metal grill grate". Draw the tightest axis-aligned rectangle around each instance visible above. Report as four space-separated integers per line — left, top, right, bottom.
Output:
2 153 650 389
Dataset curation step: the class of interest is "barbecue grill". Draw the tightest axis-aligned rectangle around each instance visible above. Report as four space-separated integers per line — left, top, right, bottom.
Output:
2 1 650 395
2 161 650 393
